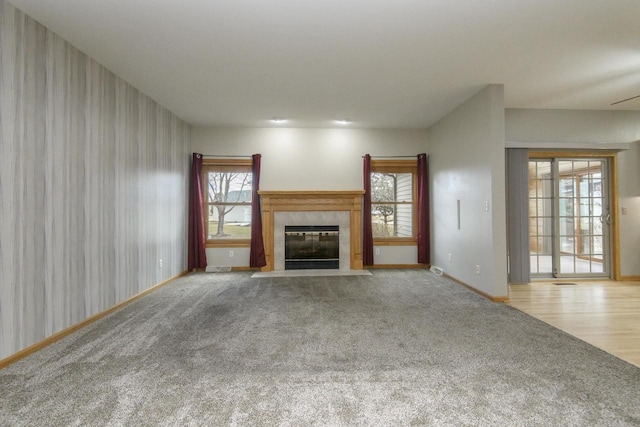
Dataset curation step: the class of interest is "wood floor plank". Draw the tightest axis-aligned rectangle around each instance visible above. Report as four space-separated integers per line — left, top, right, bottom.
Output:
508 280 640 367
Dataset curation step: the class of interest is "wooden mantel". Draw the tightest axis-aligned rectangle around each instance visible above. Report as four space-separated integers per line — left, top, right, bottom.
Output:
258 190 365 272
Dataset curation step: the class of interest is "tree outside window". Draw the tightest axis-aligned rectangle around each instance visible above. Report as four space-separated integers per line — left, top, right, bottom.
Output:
202 160 252 242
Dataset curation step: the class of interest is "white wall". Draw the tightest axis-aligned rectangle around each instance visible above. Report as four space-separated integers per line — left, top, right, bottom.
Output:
506 109 640 144
617 141 640 277
428 85 508 298
192 127 428 267
373 246 418 265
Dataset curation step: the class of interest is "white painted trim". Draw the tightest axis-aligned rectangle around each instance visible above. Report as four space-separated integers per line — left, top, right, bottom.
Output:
505 141 631 150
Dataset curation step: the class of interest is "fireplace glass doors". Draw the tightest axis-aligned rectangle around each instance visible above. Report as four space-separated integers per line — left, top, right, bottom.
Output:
284 226 339 270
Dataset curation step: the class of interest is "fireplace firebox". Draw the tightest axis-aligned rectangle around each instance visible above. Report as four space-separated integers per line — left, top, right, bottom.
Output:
284 225 339 270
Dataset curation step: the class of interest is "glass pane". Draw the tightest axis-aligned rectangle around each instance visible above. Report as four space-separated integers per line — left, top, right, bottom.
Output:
538 255 552 274
593 236 603 255
559 217 574 236
540 236 553 255
540 197 553 216
540 217 553 236
578 234 591 256
207 172 252 203
540 179 553 199
529 198 537 217
207 204 252 239
579 198 590 216
559 255 576 274
530 254 552 274
371 172 413 202
371 204 413 238
590 261 603 273
530 236 542 254
560 236 575 254
593 211 603 235
530 255 539 274
573 161 589 171
579 217 590 234
559 198 574 216
559 178 574 197
529 161 552 180
592 197 603 218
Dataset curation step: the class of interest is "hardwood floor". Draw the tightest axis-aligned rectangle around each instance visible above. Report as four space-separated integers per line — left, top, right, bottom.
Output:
508 280 640 368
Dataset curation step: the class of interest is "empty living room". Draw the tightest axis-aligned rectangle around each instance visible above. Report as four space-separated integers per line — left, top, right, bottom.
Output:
1 0 639 425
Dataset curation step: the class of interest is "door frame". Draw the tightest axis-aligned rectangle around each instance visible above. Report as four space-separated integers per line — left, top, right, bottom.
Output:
529 150 620 280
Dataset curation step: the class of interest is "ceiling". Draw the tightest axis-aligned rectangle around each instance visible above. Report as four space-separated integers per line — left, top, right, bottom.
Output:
8 0 640 129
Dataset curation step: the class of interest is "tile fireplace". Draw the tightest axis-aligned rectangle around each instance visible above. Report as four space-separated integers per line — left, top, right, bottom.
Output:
258 191 365 271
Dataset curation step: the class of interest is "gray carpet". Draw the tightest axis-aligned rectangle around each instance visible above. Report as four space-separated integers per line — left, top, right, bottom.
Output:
1 270 638 426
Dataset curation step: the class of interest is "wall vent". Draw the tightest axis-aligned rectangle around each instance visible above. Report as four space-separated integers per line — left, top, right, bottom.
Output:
430 266 444 276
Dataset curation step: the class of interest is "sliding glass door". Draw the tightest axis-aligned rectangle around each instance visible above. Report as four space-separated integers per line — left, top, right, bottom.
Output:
529 158 610 278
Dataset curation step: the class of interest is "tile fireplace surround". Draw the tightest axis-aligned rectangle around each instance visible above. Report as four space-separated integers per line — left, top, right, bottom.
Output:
258 191 365 272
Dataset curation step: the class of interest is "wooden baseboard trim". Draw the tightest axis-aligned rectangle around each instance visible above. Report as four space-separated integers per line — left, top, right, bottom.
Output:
445 273 509 303
0 270 189 371
231 266 261 272
367 264 428 269
620 275 640 281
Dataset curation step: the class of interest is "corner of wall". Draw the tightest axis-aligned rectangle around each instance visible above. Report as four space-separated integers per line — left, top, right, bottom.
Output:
427 84 508 298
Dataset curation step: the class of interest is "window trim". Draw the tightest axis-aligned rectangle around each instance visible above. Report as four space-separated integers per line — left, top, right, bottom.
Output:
202 158 252 248
370 159 418 245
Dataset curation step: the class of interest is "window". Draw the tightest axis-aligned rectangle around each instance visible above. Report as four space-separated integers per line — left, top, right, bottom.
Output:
370 160 418 243
202 159 252 246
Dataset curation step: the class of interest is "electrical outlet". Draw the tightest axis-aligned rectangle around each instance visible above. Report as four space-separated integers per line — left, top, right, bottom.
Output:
475 264 480 275
622 207 628 215
483 200 489 212
375 248 380 255
158 259 163 269
229 250 234 258
448 253 452 262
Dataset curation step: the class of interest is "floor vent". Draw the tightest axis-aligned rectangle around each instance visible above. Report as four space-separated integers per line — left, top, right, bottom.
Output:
206 265 232 273
430 266 444 276
553 282 578 286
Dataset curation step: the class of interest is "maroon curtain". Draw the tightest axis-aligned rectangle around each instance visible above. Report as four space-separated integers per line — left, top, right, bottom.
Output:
188 153 207 270
417 153 430 264
363 154 374 266
249 154 267 268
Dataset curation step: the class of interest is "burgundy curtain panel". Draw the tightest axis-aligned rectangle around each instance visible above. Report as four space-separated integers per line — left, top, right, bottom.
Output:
249 154 267 268
188 153 207 270
417 153 431 264
363 154 374 266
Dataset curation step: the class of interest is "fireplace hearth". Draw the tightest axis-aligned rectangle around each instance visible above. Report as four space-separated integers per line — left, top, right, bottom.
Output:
285 225 339 270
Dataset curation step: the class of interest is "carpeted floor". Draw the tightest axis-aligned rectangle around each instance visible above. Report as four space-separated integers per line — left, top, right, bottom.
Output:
1 270 638 426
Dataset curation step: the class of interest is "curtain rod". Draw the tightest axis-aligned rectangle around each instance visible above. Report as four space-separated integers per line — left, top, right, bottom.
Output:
362 155 419 158
201 154 252 158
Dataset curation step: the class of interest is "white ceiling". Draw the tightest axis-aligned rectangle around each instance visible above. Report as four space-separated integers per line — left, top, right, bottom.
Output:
9 0 640 128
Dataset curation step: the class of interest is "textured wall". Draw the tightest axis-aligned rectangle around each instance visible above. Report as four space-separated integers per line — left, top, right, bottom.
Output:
0 1 190 360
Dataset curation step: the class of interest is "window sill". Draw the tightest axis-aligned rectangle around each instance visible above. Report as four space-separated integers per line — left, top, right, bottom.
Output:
206 239 251 248
373 238 417 246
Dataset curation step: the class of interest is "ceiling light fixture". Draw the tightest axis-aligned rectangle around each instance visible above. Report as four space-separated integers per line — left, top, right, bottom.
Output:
335 119 350 125
271 117 286 123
